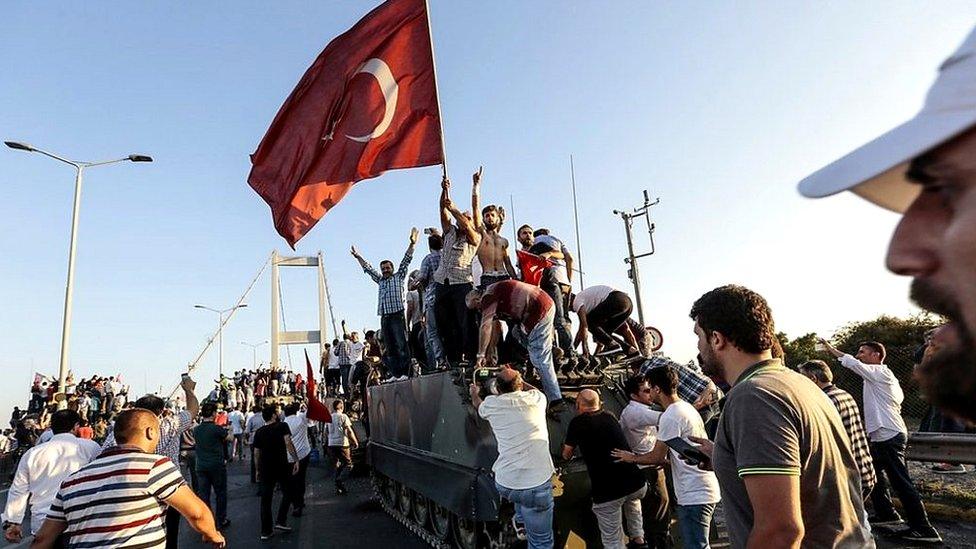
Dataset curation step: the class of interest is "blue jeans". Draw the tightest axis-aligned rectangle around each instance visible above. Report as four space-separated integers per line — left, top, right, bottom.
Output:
496 480 554 549
675 503 715 549
526 307 562 402
423 286 445 367
381 311 410 377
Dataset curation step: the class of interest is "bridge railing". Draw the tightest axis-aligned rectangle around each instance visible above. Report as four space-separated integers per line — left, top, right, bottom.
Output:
907 433 976 465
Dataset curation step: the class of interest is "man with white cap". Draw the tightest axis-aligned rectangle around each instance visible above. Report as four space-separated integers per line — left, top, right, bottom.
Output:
798 28 976 429
797 26 976 544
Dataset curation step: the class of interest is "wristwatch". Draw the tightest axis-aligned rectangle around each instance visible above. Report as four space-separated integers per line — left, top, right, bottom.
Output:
2 521 17 531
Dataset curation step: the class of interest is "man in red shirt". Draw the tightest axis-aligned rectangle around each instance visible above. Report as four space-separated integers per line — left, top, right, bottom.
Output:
466 280 562 403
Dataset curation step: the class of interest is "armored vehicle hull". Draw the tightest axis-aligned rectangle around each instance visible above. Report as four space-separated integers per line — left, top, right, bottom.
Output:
368 365 634 548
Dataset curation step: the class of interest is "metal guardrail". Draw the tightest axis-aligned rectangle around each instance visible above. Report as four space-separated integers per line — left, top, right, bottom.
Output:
907 433 976 465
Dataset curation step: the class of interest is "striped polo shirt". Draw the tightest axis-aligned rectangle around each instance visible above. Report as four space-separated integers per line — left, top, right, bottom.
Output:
47 445 186 548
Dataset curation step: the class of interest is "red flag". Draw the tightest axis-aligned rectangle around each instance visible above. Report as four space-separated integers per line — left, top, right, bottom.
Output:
249 0 444 247
516 250 553 286
304 350 332 423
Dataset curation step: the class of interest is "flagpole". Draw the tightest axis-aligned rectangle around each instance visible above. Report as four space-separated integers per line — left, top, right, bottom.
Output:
509 194 518 243
424 0 449 179
570 154 584 290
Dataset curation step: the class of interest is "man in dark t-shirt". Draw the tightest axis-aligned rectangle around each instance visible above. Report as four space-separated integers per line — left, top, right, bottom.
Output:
193 403 231 530
562 389 647 549
689 285 872 548
252 405 300 540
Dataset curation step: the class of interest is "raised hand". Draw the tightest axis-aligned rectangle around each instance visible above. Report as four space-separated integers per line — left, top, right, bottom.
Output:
350 245 359 258
409 227 420 245
472 166 483 186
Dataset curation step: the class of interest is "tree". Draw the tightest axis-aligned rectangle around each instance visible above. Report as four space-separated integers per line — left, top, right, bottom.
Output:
829 313 940 354
776 331 832 370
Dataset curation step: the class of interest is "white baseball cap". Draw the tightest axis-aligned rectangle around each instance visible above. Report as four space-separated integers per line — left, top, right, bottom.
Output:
798 27 976 212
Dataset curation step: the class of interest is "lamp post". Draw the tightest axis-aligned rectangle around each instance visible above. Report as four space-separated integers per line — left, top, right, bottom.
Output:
194 304 248 378
240 340 268 370
5 141 152 397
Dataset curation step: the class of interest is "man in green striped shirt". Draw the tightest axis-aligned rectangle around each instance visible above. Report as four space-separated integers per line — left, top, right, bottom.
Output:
688 285 872 548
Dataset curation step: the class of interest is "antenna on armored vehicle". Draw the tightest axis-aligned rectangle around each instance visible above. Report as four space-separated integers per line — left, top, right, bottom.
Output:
613 190 660 326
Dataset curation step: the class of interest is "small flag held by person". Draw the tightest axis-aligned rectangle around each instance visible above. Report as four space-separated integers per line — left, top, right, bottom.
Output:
304 350 332 423
249 0 445 247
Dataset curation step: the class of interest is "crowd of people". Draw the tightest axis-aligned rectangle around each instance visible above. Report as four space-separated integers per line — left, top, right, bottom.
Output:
1 364 370 547
347 170 657 405
475 285 970 548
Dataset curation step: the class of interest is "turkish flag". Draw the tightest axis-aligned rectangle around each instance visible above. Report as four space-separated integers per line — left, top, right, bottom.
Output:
248 0 443 247
304 350 332 423
517 250 553 287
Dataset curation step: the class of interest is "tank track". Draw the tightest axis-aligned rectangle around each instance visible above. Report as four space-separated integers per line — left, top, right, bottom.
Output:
373 476 452 549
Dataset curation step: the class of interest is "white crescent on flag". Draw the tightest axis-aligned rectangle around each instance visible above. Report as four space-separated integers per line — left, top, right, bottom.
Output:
345 58 399 143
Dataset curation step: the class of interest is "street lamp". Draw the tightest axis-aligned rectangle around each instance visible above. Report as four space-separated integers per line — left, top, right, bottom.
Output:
5 140 152 397
194 303 247 377
240 340 269 370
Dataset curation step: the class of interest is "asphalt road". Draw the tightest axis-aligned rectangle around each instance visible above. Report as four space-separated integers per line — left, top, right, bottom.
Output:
177 458 427 548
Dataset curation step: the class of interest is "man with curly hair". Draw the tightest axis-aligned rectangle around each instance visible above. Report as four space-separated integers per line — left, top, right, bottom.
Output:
688 285 872 548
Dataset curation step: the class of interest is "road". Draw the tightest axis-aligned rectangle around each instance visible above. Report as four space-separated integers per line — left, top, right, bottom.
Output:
176 457 426 548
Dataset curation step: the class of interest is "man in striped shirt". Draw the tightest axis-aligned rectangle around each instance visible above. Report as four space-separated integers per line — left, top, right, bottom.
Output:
799 360 877 499
101 377 199 549
32 409 224 549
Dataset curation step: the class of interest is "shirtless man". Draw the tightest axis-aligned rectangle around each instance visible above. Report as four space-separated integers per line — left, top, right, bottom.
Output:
471 168 517 289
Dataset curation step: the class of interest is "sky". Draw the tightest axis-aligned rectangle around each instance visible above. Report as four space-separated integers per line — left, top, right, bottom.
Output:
2 2 975 419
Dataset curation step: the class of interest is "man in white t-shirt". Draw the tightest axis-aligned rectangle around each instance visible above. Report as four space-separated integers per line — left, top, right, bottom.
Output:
326 400 359 495
571 285 641 360
283 403 312 516
244 405 266 484
614 366 721 549
618 375 670 547
470 367 554 549
228 407 246 461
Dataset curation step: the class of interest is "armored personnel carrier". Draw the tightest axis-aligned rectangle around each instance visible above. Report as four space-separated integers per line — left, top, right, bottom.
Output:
367 358 639 548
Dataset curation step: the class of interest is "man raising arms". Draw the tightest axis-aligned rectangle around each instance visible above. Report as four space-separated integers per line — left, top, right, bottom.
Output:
350 228 419 379
471 168 517 289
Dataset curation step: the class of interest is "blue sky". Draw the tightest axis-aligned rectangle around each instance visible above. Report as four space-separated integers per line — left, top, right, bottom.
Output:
2 2 975 418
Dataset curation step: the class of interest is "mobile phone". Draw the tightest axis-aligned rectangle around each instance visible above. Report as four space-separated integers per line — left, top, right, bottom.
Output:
663 437 709 466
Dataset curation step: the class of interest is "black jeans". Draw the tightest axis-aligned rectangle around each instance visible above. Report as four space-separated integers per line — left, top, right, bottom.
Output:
290 455 311 508
165 506 180 549
381 311 410 377
196 467 227 524
587 291 634 347
259 468 294 535
869 433 931 529
435 281 477 363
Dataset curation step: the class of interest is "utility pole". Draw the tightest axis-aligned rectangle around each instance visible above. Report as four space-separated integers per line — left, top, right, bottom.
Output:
613 190 660 326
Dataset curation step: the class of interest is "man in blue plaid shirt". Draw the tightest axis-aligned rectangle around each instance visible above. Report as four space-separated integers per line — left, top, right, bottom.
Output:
351 227 419 379
639 354 720 423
